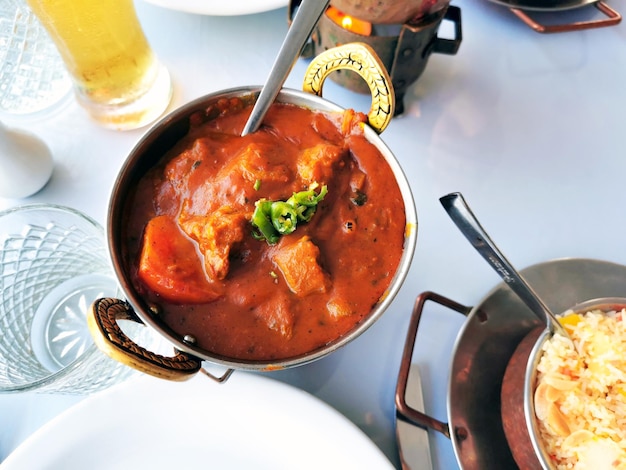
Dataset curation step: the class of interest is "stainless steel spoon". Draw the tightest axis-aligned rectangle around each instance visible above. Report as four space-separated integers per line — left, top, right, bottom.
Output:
440 192 572 341
241 0 330 136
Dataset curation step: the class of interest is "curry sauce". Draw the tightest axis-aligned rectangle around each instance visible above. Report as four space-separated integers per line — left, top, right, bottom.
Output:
125 99 406 361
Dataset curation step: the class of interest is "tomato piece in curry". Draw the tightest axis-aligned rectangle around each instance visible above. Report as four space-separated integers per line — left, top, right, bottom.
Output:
125 99 406 361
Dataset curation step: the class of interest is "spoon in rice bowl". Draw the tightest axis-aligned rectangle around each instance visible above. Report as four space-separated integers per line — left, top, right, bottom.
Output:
440 192 574 345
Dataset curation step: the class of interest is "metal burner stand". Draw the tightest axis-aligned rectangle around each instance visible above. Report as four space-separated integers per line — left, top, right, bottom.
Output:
289 2 462 115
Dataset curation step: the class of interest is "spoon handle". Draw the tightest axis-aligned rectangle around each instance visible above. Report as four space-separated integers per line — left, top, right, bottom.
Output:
241 0 330 136
440 192 568 338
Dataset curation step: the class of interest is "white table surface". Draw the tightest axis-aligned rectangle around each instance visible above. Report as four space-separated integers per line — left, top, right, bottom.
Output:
2 1 626 468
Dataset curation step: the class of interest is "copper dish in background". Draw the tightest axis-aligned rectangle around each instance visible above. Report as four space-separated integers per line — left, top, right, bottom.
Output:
396 258 626 469
488 0 621 33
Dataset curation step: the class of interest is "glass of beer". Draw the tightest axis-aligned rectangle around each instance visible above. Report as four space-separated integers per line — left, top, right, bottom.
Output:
25 0 172 130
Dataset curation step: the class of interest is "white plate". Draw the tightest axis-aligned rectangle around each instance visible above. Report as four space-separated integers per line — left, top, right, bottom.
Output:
2 372 394 469
141 0 288 16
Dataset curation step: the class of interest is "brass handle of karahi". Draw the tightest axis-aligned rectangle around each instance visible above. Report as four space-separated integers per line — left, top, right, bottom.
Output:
302 42 395 134
87 297 236 382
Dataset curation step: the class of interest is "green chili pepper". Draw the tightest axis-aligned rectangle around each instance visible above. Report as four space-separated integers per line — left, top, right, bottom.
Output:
251 184 328 244
287 184 328 222
270 202 298 235
251 200 280 244
287 185 328 207
292 204 314 223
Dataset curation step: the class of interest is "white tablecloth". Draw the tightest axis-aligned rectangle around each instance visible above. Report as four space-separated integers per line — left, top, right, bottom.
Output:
2 1 626 468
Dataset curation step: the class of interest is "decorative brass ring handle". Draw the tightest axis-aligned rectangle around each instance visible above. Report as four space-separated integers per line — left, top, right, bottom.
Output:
302 42 395 134
88 297 202 381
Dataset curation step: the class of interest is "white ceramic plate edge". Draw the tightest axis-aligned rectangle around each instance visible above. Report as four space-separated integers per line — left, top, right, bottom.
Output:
2 372 394 469
140 0 288 16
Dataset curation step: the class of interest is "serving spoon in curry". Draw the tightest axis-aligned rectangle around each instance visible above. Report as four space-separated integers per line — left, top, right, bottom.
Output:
440 192 574 344
241 0 330 136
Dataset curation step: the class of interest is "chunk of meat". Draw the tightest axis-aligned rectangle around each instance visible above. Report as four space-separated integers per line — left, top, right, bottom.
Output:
327 296 355 319
138 215 222 303
296 143 345 185
255 293 294 339
218 141 291 186
180 141 292 217
179 207 248 281
163 138 213 193
272 236 329 297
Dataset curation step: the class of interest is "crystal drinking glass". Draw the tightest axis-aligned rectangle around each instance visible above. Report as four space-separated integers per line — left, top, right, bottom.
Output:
0 204 154 393
0 0 71 117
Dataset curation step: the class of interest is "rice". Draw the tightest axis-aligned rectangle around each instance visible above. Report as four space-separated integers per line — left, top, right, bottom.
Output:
534 308 626 469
